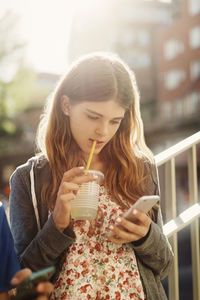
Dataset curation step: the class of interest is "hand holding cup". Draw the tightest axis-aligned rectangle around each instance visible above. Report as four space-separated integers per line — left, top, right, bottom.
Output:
71 169 104 220
52 167 97 231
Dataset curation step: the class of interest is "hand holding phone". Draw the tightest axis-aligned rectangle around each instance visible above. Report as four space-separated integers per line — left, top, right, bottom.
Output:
14 266 55 300
121 195 160 222
107 195 159 238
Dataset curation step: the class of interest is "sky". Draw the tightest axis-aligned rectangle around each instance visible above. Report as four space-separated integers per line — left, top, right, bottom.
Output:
1 0 172 75
1 0 76 74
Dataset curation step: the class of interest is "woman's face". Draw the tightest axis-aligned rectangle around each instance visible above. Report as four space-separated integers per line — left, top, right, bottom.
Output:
63 99 125 160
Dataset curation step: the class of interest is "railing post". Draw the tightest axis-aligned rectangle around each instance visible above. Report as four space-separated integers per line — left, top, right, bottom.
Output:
165 158 179 300
188 145 200 300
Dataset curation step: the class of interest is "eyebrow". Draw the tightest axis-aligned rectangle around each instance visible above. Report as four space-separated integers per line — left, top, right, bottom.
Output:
86 109 124 120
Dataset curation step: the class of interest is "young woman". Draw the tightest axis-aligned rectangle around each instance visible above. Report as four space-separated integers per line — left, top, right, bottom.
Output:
9 52 173 300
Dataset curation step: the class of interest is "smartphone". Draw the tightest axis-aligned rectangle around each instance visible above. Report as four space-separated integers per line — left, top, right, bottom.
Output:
14 265 55 300
122 195 160 222
107 195 160 237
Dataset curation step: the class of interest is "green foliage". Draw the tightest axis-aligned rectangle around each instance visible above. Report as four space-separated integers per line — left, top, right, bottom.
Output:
0 10 35 117
0 118 22 138
1 119 15 134
4 66 37 114
0 10 25 63
0 10 52 152
0 10 38 140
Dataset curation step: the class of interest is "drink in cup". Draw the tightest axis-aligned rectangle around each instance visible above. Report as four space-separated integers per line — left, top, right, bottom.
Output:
71 170 104 220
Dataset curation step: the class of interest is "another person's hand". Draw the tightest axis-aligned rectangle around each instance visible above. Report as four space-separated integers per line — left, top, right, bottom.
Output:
108 209 152 245
52 167 97 231
10 268 53 300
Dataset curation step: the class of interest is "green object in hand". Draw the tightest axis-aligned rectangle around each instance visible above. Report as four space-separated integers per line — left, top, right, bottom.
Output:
14 266 55 300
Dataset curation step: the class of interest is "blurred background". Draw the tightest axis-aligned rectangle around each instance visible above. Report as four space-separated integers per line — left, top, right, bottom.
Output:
0 0 200 205
0 0 200 298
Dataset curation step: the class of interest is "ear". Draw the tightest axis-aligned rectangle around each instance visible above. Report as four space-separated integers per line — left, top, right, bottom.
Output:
61 95 71 116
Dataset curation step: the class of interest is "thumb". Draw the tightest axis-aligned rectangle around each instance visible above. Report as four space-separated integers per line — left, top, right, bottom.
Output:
10 268 32 286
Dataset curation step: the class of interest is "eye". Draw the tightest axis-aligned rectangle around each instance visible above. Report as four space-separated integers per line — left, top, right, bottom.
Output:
110 120 121 125
87 115 99 120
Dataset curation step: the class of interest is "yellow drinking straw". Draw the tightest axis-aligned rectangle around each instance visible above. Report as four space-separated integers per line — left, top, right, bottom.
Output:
86 140 96 170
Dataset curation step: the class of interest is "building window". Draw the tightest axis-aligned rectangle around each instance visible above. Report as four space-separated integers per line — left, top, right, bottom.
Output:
189 26 200 49
137 29 150 47
190 92 200 113
164 39 184 60
119 29 150 48
190 60 200 81
188 0 200 16
176 99 184 118
120 30 134 47
165 70 186 90
163 101 172 121
125 52 151 69
185 92 200 115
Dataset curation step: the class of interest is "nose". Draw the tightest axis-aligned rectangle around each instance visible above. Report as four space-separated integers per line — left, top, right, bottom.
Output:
95 122 108 138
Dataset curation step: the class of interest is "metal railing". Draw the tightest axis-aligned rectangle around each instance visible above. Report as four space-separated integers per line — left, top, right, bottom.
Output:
154 131 200 300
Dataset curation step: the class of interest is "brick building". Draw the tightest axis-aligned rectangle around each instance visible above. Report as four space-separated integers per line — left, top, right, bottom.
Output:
68 0 200 153
148 0 200 153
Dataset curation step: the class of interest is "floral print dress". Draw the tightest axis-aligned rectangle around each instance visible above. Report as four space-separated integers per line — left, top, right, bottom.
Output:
51 186 145 300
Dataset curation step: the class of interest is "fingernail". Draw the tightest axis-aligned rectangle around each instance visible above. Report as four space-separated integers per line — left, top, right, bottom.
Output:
110 225 114 230
133 209 137 214
36 283 43 292
10 277 19 285
93 175 98 179
116 217 121 223
79 166 84 169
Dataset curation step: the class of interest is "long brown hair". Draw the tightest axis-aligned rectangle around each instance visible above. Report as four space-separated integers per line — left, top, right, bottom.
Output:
36 52 157 214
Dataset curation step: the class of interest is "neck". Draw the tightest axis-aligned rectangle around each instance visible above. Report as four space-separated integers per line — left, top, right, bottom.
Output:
83 152 105 172
88 157 105 172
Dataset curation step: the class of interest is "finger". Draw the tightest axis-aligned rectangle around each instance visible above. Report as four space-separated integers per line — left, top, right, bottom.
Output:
115 217 141 234
71 173 98 185
108 224 139 242
115 217 148 238
62 167 85 182
60 192 76 202
36 296 49 300
61 182 79 194
131 209 152 227
10 268 32 286
116 214 151 238
108 235 130 245
37 282 54 295
112 224 138 241
63 169 97 185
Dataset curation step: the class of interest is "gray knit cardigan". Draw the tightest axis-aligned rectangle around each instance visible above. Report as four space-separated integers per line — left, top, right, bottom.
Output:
9 156 173 300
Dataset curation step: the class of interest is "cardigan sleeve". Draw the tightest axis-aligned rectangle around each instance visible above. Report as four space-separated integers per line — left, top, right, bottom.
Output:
131 208 173 280
131 162 173 280
9 163 75 271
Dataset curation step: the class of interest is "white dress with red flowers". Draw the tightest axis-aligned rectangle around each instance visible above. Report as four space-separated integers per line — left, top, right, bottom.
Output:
51 186 145 300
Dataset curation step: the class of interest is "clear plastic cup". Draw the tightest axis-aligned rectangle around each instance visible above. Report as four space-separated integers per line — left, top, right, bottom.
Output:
71 170 104 220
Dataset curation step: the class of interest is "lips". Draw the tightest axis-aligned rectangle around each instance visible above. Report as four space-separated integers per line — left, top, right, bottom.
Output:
89 139 105 146
90 138 104 143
